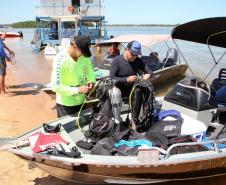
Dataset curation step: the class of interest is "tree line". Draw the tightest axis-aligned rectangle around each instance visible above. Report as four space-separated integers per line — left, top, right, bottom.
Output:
0 21 179 28
0 21 44 28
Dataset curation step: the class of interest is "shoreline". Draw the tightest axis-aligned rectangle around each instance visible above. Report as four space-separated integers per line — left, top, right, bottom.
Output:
105 25 175 27
0 67 75 184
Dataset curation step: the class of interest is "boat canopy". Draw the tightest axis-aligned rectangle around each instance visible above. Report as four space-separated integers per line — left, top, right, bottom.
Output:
102 34 173 47
171 17 226 48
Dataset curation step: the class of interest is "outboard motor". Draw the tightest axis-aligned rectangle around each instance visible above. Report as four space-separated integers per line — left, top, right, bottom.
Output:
108 86 122 132
166 48 178 63
18 31 23 37
163 48 178 67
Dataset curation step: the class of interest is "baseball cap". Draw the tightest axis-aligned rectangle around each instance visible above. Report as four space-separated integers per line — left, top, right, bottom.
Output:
127 41 141 55
74 35 92 58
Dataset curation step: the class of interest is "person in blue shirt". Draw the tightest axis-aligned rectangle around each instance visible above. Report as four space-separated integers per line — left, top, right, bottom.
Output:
0 30 13 97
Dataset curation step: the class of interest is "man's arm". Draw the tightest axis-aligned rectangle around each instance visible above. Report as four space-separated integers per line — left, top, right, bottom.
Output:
0 39 9 60
2 42 12 62
2 42 12 53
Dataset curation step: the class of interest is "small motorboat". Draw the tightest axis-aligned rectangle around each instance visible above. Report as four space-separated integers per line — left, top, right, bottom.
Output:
35 34 188 94
0 26 23 37
2 17 226 184
97 34 188 86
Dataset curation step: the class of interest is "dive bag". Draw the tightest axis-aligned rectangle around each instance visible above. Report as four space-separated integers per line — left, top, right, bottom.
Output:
130 79 155 132
89 88 116 138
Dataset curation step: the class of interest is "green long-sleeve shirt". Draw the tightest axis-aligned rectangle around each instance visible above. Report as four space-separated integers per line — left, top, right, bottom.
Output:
51 50 96 106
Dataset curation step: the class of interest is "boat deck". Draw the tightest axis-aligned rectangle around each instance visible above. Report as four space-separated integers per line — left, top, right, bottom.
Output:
2 101 226 164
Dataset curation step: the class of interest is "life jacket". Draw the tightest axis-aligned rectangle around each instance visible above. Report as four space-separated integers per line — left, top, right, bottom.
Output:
108 48 119 55
130 79 155 132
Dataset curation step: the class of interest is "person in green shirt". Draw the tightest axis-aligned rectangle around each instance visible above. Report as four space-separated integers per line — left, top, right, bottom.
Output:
51 35 96 118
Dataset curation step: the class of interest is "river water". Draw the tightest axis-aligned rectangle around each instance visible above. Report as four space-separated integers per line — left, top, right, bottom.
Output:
4 27 226 184
6 27 226 95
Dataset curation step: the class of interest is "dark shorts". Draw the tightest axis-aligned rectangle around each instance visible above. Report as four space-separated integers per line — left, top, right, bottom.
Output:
0 58 6 76
56 103 86 118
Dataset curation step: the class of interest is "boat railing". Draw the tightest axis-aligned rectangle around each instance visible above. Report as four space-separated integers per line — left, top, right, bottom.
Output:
60 29 77 38
33 29 42 41
164 138 226 160
35 5 103 18
79 29 101 38
34 28 57 40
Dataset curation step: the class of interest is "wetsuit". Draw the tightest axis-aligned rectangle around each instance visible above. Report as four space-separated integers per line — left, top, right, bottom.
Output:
110 55 153 97
51 50 96 117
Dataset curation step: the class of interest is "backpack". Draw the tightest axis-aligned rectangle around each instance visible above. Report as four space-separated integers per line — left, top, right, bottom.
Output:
130 79 155 132
148 110 183 137
88 87 116 139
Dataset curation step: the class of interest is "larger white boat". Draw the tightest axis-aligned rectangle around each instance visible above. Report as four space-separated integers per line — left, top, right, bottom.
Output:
32 0 109 54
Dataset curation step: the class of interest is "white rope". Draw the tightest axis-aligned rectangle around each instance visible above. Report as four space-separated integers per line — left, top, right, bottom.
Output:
0 137 29 151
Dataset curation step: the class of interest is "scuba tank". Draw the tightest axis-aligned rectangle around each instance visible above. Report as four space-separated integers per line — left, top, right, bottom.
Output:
108 86 122 132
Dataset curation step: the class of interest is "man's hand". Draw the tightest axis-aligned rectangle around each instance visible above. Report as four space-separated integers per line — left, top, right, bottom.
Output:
78 85 89 94
86 81 95 91
143 74 151 80
127 75 136 83
1 30 6 41
5 57 11 63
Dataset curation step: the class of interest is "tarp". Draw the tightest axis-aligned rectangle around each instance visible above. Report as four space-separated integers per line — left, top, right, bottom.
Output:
102 34 173 47
171 17 226 48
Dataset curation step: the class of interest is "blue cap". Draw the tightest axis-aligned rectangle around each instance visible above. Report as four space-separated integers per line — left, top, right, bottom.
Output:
127 41 141 55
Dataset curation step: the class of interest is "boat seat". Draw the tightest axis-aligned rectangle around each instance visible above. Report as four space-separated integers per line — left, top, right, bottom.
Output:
141 52 159 71
212 68 226 114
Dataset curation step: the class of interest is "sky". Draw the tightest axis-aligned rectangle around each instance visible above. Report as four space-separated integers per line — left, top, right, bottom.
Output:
0 0 225 25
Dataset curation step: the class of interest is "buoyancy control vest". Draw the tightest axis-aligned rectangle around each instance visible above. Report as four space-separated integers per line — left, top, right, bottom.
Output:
130 79 155 132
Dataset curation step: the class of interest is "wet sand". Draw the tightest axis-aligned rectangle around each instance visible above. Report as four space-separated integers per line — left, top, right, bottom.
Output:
0 68 78 185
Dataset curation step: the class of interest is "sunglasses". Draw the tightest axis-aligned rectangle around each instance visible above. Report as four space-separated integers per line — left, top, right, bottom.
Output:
129 50 138 57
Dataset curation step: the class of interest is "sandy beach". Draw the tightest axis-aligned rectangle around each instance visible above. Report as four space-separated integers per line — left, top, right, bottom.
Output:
0 68 78 185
